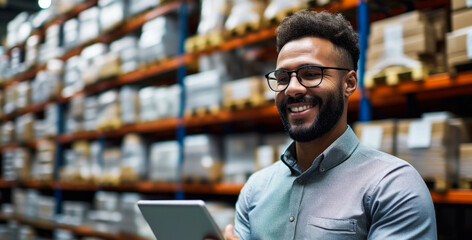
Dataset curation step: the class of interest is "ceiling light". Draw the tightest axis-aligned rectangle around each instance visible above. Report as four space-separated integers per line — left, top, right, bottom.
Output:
38 0 51 9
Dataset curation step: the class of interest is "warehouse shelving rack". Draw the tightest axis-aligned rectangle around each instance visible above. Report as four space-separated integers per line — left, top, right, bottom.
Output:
1 0 472 238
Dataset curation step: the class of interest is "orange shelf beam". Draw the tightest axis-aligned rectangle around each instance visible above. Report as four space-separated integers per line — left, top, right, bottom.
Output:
431 190 472 205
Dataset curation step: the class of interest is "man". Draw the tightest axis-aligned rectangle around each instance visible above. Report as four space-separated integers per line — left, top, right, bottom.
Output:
223 10 437 240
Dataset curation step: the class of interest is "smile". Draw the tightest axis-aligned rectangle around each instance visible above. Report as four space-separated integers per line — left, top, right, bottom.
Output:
289 104 314 113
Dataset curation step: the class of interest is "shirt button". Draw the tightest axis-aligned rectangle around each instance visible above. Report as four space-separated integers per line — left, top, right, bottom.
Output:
289 217 295 222
297 178 303 184
320 168 325 172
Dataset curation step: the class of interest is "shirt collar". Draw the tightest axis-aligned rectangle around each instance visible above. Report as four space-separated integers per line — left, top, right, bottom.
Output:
280 126 360 175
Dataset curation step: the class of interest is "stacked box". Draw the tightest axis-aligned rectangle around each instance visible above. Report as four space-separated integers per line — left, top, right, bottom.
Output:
184 70 226 112
460 144 472 185
100 148 121 186
83 96 98 131
447 1 472 69
78 7 100 45
10 47 25 76
1 122 15 144
39 23 64 64
263 0 308 23
54 229 77 240
139 84 181 122
31 140 56 182
63 18 80 51
119 86 139 124
31 59 63 104
43 103 58 137
80 43 108 86
99 0 128 33
13 148 31 182
62 56 83 98
128 0 159 17
110 36 139 74
6 12 30 49
396 118 459 190
96 90 121 130
367 11 436 70
0 54 11 84
223 133 259 183
3 87 16 115
120 134 147 183
2 151 15 181
138 16 179 65
224 0 266 32
222 76 266 108
148 141 180 182
25 35 40 69
183 134 223 182
58 201 90 226
449 118 472 186
255 133 291 170
15 114 34 143
354 120 396 155
65 96 84 133
119 193 154 239
58 0 86 14
87 191 122 234
15 81 31 110
37 196 56 221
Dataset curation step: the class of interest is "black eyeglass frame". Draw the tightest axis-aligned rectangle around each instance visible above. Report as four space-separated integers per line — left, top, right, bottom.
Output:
264 64 351 92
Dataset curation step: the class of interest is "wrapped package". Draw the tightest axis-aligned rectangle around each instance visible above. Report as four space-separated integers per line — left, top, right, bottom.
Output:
183 134 223 182
120 86 140 124
120 134 147 183
138 16 179 65
110 35 139 74
149 140 180 182
99 0 127 32
223 133 259 183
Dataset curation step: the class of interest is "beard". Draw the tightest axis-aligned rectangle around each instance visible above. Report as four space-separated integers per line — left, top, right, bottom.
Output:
277 83 344 142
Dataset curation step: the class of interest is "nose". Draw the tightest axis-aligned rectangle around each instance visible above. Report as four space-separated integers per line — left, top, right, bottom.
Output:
284 72 307 97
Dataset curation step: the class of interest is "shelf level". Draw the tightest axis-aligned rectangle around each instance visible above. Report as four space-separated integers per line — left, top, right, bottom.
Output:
3 178 472 204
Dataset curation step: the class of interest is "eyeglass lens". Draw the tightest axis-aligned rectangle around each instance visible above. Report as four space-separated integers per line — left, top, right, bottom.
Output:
268 66 323 91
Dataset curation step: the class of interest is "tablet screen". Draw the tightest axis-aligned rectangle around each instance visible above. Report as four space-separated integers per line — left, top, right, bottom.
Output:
138 200 224 240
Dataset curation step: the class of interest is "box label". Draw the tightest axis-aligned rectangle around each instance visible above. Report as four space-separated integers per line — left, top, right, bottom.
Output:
468 31 472 59
407 120 432 149
384 24 403 57
361 125 383 150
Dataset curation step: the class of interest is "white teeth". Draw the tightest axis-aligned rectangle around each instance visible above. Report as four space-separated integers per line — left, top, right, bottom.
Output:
290 105 312 113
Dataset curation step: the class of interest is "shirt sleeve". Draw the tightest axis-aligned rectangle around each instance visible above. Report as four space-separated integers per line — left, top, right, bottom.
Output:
366 164 437 240
233 178 252 240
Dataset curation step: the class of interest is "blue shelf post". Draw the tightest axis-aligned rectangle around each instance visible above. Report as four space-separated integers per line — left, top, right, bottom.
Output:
357 0 371 122
54 103 65 217
175 0 188 200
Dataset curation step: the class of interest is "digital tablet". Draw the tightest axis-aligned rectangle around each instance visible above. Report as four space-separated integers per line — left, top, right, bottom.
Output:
137 200 224 240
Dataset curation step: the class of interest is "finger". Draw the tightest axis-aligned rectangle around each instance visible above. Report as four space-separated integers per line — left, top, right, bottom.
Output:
224 224 240 240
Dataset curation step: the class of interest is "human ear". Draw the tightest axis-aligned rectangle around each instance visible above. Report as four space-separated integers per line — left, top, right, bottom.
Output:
344 70 358 98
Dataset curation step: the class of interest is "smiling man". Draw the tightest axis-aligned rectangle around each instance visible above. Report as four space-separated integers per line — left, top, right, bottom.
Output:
222 10 437 240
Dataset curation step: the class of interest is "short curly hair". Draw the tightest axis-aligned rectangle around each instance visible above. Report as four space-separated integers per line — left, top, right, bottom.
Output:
276 10 360 71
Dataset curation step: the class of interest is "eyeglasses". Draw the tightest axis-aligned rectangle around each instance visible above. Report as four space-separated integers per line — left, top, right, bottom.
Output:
265 64 351 92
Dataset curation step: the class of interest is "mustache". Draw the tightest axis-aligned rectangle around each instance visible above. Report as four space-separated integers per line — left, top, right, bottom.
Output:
281 96 321 107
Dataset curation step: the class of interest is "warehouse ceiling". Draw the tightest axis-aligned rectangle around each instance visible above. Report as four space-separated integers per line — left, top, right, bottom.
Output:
0 0 40 48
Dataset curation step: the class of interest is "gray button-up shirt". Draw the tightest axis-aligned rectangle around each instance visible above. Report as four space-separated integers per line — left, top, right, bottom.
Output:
234 127 437 239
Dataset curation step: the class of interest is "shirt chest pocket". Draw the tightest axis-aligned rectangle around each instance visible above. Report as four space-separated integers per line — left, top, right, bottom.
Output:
306 216 358 239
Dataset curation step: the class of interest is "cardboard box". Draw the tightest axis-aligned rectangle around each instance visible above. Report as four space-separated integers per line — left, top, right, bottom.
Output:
354 120 396 155
149 141 180 182
370 11 426 36
452 7 472 31
369 21 433 46
446 27 472 53
451 0 472 11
